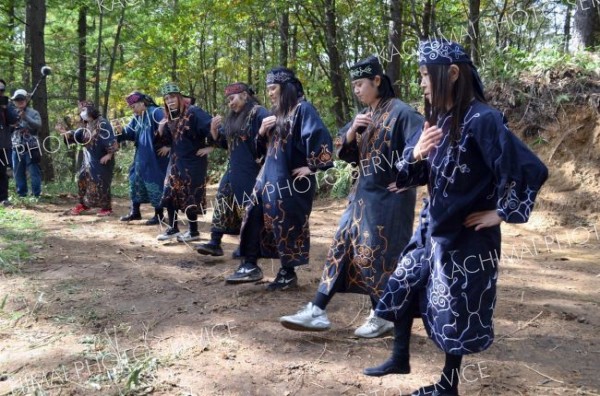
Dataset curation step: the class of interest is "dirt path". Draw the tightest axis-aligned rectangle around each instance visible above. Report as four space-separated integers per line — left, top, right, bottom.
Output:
0 190 599 396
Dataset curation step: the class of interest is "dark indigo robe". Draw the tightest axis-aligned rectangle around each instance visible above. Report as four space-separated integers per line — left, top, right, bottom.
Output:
211 105 270 234
117 106 169 208
377 100 548 355
160 105 212 213
240 100 334 267
318 98 423 298
68 118 116 209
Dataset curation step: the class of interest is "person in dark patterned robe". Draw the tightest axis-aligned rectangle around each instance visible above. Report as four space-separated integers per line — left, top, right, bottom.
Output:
157 83 212 243
116 91 170 225
226 67 334 291
196 83 269 257
280 56 423 337
58 101 117 216
364 39 548 396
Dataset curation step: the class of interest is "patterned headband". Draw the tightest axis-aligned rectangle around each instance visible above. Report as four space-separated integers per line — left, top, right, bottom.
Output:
266 69 295 85
78 100 95 110
349 55 384 80
418 39 471 66
126 92 144 106
224 83 249 97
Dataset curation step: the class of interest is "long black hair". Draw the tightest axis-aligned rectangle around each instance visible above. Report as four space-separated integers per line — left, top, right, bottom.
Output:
424 63 486 141
223 91 261 138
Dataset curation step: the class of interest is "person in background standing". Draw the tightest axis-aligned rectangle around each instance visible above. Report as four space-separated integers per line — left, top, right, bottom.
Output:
11 88 42 198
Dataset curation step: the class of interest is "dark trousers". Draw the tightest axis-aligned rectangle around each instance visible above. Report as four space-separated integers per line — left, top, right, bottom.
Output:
0 148 9 202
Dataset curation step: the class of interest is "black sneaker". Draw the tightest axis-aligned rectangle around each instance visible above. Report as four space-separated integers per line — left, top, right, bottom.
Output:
266 268 298 291
226 262 263 284
196 242 224 256
120 212 142 221
145 214 163 226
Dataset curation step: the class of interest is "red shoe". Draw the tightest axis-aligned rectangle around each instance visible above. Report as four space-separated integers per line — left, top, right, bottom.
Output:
97 209 113 217
70 203 89 215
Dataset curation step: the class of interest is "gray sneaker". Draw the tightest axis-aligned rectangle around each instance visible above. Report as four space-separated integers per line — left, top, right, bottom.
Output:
176 231 200 242
354 309 394 338
280 303 331 331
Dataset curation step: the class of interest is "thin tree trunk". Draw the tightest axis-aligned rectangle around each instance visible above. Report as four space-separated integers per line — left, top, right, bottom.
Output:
324 0 349 127
171 48 177 81
74 6 87 178
78 6 87 101
387 0 403 96
422 0 433 38
466 0 481 64
279 7 289 67
8 0 16 83
94 10 103 106
27 0 54 181
564 3 572 53
23 3 31 88
247 31 253 85
102 6 126 117
290 23 298 69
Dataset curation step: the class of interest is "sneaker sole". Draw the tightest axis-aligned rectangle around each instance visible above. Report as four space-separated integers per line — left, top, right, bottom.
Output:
157 235 181 241
280 320 330 332
196 247 224 256
225 276 264 284
354 327 394 339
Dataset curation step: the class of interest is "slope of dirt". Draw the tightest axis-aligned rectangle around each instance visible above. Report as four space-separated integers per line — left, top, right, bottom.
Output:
1 69 599 396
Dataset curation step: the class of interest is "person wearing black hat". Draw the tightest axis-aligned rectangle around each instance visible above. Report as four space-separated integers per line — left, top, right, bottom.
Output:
115 91 170 225
0 79 18 205
225 67 334 291
196 83 270 257
365 38 548 396
280 56 423 337
11 88 43 198
156 82 212 243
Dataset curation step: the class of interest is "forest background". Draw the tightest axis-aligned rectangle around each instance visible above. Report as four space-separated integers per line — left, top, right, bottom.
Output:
0 0 599 197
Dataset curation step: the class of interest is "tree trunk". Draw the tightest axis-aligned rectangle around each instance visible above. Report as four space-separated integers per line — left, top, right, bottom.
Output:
27 0 54 181
564 3 572 53
422 0 433 38
387 0 403 96
279 7 289 67
78 6 87 101
290 23 298 69
324 0 349 127
247 32 253 85
8 0 16 83
74 6 87 178
466 0 481 65
94 10 104 106
102 6 126 117
574 0 600 50
171 48 177 81
23 2 31 88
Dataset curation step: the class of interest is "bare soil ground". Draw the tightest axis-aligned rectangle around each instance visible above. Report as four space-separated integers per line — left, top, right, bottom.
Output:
0 184 598 396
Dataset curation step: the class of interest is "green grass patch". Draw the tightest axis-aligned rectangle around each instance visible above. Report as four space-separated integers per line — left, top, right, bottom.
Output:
0 207 42 274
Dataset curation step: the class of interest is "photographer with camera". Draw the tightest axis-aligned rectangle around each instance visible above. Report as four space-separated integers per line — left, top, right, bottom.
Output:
0 79 19 206
11 88 42 198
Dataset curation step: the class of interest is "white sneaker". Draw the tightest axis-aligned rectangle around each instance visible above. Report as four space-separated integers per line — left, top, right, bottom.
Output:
280 302 331 331
176 231 200 242
354 309 394 338
157 227 181 241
